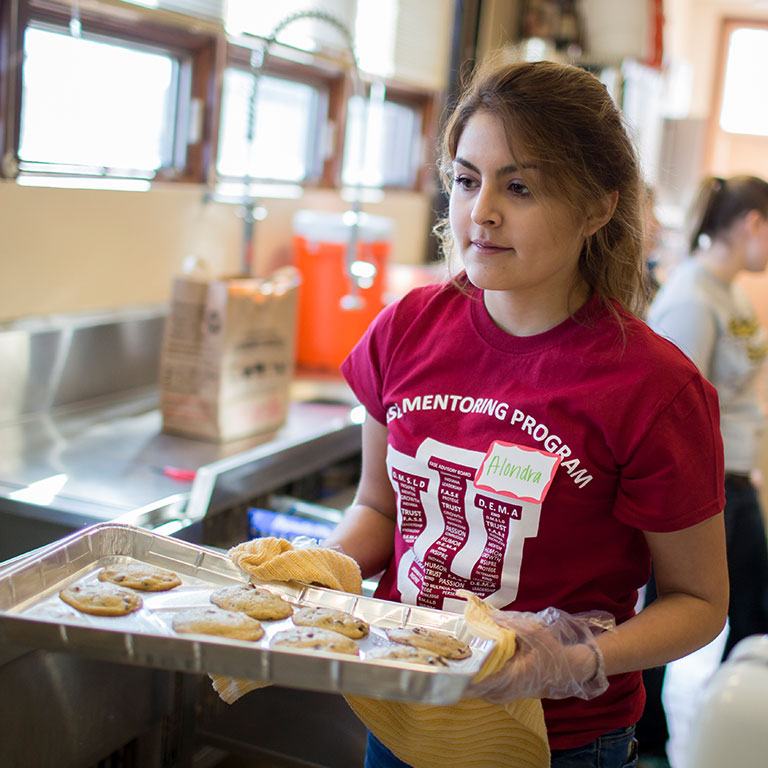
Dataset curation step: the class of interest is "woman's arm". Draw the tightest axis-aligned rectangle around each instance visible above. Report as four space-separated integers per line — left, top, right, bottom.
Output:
324 414 397 578
597 513 729 675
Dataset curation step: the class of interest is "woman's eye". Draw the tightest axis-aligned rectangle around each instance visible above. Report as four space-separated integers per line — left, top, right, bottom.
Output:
509 181 530 196
453 175 477 190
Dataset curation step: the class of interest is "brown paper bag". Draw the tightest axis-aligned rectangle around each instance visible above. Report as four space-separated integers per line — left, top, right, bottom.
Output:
159 267 300 442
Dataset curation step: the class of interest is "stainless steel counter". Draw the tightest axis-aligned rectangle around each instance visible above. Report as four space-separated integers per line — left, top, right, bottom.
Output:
0 379 363 560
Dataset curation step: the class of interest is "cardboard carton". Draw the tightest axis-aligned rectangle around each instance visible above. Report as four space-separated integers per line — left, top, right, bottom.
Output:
159 267 300 442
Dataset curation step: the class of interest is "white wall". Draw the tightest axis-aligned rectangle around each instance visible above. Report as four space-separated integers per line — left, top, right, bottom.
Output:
0 181 432 322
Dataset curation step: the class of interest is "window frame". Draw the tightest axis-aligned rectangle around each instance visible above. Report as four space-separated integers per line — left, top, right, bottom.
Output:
221 40 440 193
343 80 438 192
0 0 25 178
1 1 443 193
222 42 348 189
1 0 222 183
388 84 440 193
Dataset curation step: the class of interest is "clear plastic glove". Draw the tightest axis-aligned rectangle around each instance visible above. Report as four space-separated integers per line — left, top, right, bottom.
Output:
291 535 346 555
466 606 614 702
289 535 323 549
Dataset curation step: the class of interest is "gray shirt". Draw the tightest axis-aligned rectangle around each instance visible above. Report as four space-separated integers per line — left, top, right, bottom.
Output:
648 258 767 473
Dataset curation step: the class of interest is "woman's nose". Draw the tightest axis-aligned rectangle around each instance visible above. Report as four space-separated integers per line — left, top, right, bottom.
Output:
471 187 501 227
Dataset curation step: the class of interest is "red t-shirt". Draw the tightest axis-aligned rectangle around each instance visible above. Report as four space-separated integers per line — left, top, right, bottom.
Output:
341 281 724 750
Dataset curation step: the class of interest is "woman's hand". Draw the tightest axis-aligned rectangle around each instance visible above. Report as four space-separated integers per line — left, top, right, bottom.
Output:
466 607 614 702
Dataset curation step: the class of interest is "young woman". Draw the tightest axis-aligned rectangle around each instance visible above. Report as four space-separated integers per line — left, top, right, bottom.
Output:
648 175 768 659
327 59 728 767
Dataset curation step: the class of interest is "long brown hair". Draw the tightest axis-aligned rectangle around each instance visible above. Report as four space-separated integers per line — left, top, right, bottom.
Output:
436 56 646 317
688 175 768 253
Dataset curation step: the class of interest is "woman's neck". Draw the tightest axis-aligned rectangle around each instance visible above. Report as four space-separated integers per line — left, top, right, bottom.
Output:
697 240 742 284
482 281 591 337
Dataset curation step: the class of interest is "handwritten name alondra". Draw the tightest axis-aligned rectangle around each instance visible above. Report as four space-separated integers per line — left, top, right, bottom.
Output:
385 394 592 489
485 456 542 485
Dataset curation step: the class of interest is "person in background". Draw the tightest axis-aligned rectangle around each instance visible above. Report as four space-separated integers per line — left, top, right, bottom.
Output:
642 183 663 302
648 175 768 660
327 57 728 767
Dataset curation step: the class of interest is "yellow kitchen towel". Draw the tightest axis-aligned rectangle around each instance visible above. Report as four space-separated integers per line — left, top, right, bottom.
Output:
212 540 549 767
345 591 549 768
228 536 363 594
211 675 269 704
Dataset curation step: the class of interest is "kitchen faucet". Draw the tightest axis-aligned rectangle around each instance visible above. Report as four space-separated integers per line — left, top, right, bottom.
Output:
207 9 376 310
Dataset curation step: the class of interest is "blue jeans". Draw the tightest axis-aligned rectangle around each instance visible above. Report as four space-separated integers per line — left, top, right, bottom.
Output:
364 726 638 768
550 726 638 767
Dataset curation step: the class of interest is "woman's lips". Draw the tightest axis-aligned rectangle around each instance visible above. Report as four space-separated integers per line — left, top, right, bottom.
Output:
470 240 511 254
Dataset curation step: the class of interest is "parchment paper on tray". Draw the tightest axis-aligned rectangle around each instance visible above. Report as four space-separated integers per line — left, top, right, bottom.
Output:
0 523 495 705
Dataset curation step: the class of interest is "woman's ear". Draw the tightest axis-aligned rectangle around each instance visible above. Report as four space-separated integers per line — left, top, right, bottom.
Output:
742 209 766 236
584 191 619 237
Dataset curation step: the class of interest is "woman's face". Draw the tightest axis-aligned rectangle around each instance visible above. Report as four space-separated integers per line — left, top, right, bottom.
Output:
448 111 590 301
744 212 768 273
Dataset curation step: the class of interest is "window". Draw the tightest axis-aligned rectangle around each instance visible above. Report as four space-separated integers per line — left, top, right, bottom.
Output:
216 4 438 194
719 27 768 137
1 1 441 192
2 1 218 185
342 87 424 188
216 67 328 184
19 24 182 178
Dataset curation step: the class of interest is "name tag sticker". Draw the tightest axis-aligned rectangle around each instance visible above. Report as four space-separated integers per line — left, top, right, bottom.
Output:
474 441 562 504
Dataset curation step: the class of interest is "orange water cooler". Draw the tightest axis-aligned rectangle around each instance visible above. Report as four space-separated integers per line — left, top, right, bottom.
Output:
292 210 393 372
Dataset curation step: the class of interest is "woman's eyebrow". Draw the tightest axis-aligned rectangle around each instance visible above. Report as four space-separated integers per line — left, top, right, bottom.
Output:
454 156 536 176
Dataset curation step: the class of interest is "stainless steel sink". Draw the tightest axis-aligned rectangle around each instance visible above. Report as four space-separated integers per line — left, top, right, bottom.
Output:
290 377 360 407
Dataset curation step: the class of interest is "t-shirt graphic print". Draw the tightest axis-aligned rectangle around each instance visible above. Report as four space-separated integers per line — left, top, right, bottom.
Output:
389 438 554 612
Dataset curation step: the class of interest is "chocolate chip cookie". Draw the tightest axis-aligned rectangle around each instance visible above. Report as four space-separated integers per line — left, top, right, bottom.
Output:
98 562 181 592
59 583 143 616
292 606 369 639
385 626 472 660
270 627 359 655
172 607 264 641
210 584 293 620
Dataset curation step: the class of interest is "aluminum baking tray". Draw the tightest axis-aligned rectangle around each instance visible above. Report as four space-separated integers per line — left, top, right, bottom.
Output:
0 523 494 704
